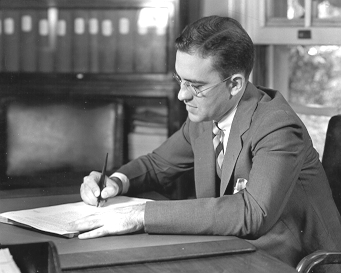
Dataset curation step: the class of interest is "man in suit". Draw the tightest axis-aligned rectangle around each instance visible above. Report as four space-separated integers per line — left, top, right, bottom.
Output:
71 16 341 270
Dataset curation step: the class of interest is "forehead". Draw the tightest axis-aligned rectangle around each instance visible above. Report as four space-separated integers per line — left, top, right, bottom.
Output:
175 51 218 81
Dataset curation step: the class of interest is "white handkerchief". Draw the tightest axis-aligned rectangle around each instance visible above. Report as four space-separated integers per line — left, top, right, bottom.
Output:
233 178 248 194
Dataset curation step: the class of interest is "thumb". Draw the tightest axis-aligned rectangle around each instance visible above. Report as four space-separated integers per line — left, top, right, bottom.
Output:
102 185 120 198
101 177 121 198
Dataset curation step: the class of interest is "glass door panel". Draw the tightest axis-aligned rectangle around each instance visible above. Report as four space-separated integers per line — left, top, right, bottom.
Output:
266 0 305 25
313 0 341 25
265 0 341 25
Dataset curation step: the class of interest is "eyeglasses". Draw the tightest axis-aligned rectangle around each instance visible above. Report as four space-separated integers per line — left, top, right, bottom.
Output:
173 72 232 97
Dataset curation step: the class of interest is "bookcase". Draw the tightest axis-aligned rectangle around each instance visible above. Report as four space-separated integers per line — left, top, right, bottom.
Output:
0 0 191 198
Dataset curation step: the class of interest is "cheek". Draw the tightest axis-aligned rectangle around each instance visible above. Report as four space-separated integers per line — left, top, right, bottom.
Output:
207 95 230 120
195 99 219 120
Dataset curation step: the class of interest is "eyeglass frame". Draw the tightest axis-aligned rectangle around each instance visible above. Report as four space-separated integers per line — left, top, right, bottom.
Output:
173 72 232 97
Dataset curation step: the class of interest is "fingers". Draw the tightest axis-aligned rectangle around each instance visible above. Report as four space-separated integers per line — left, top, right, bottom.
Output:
78 226 108 239
68 215 107 239
69 213 120 239
69 205 146 240
80 173 122 206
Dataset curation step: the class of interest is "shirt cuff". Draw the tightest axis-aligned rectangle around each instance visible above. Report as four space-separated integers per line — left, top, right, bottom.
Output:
110 172 129 195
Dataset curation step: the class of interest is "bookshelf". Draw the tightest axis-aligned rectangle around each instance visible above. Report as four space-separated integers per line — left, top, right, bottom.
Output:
0 0 175 74
0 1 182 137
0 0 191 199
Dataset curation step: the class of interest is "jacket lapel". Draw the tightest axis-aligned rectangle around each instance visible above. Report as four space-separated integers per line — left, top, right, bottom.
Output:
220 83 263 196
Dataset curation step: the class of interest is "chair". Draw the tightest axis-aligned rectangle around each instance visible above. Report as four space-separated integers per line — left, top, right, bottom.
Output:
322 114 341 214
0 97 125 194
2 241 62 273
296 250 341 273
295 115 341 273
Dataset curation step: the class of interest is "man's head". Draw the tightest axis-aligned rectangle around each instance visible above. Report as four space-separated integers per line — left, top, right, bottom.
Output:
175 16 254 80
174 16 254 123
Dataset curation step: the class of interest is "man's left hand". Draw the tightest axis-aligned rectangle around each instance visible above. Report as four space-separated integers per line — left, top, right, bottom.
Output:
68 203 146 239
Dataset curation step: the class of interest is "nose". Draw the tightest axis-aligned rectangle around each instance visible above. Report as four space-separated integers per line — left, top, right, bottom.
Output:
177 85 193 102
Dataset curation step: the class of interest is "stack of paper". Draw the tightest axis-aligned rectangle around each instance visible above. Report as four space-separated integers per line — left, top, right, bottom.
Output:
128 106 168 160
0 196 152 238
0 248 21 273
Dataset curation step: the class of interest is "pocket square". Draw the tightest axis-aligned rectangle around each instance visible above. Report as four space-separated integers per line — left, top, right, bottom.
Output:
233 178 248 194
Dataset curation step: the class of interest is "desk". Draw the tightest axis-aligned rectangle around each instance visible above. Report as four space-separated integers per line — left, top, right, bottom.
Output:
0 191 297 273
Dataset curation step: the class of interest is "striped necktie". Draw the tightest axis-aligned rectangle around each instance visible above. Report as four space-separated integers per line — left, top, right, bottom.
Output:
213 122 224 178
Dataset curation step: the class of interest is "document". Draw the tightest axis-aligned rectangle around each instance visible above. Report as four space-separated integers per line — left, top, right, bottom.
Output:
0 249 21 273
0 196 151 238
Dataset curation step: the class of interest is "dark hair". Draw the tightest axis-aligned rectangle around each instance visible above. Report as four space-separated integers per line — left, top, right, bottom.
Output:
175 16 254 79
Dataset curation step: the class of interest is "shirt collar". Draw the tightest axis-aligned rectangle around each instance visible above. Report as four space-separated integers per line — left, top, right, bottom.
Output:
214 106 237 131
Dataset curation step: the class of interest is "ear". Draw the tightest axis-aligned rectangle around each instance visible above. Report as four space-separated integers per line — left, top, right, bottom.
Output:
229 73 246 96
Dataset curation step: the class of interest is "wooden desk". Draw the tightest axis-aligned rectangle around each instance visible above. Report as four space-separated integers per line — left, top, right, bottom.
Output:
0 192 297 273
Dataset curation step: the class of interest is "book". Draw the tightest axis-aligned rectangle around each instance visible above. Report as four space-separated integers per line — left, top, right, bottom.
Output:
0 10 3 72
0 196 152 238
128 132 167 160
88 10 100 73
55 9 72 72
134 9 153 72
37 9 54 72
151 8 168 73
151 20 168 73
20 10 38 72
133 108 168 125
116 9 136 73
98 10 117 73
133 124 168 135
3 10 20 72
72 9 89 73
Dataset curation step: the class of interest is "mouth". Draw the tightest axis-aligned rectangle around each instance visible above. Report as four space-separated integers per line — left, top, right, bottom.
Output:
185 103 196 109
185 104 197 113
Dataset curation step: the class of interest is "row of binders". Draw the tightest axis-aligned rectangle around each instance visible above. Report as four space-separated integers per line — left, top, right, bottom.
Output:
0 8 168 73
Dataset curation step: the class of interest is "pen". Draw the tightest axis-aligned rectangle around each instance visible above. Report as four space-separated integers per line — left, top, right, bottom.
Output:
97 153 108 207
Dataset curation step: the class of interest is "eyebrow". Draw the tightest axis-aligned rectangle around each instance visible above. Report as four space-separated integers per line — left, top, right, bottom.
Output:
174 71 207 85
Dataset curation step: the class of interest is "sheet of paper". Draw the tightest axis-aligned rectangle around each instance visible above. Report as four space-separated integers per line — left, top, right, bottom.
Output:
0 196 152 238
0 249 21 273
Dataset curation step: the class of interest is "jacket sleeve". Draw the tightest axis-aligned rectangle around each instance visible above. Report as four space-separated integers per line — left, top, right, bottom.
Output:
117 118 195 194
144 110 312 238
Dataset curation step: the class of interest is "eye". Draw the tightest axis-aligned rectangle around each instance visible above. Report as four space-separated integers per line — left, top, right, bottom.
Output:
191 84 203 90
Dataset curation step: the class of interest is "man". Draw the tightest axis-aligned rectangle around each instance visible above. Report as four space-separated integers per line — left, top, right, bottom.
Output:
70 16 341 270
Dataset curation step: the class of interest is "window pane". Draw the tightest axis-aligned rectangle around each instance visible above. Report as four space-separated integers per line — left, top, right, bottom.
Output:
297 114 329 158
288 44 341 158
266 0 341 20
288 45 341 107
316 0 341 19
266 0 304 20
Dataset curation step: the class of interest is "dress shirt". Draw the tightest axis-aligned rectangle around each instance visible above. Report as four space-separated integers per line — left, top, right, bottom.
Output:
214 106 237 152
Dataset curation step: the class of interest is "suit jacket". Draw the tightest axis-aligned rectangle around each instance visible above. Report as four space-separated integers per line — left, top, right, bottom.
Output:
118 82 341 269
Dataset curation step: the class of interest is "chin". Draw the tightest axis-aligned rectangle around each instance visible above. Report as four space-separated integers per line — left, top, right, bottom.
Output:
188 113 205 123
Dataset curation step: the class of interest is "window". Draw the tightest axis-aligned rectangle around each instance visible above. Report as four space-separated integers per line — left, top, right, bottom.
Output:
266 0 341 25
289 45 341 156
243 0 341 158
246 0 341 44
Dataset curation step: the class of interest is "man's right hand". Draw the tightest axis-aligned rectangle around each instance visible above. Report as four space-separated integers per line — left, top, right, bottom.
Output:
80 171 123 206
